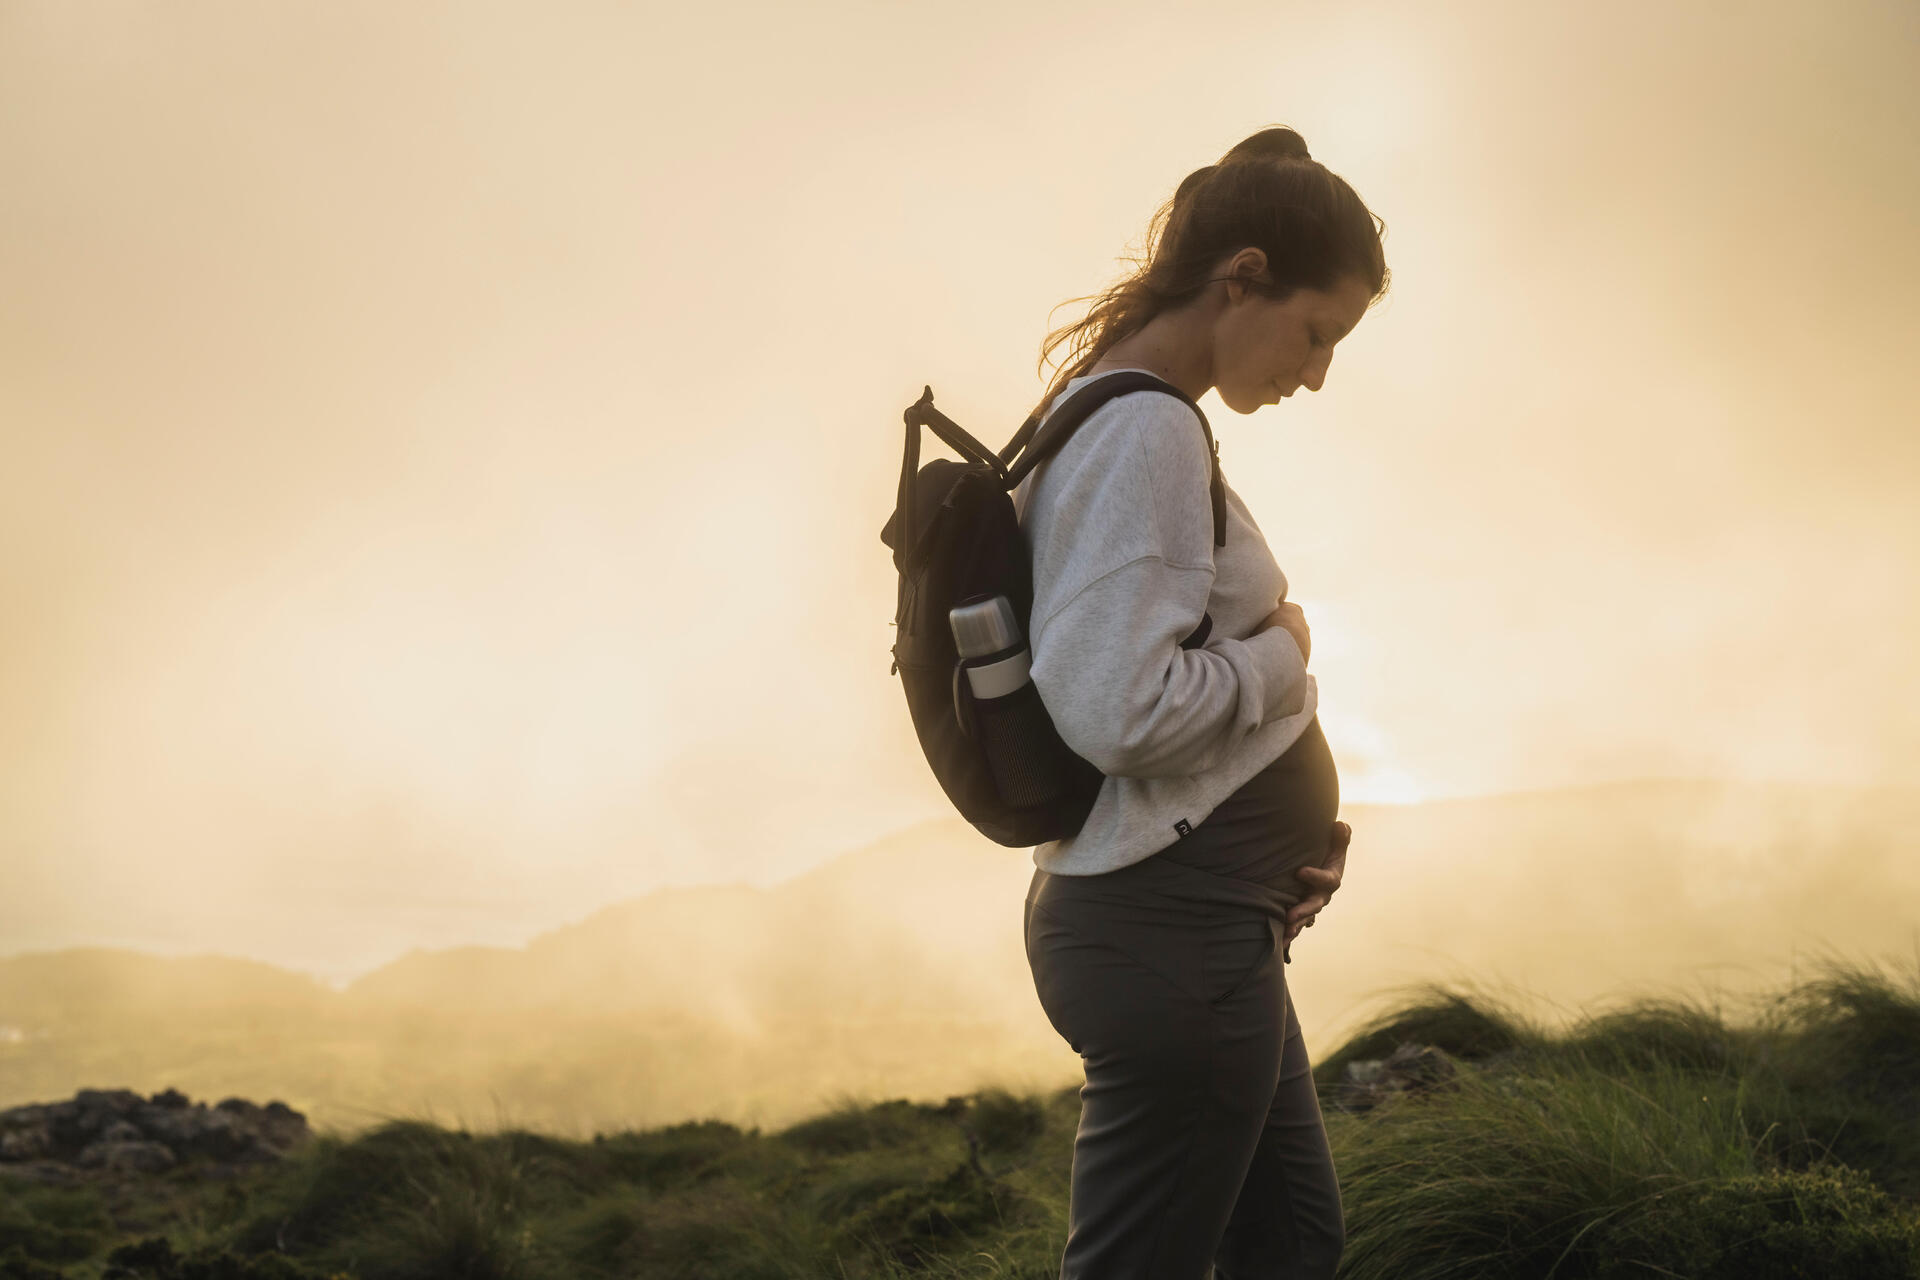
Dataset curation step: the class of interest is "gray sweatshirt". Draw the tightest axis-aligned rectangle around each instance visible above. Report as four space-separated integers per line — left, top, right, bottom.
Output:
1011 367 1319 875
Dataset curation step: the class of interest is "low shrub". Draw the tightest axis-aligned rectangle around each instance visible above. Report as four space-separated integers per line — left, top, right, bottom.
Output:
582 1119 753 1191
774 1097 941 1156
968 1089 1047 1158
0 1184 110 1267
100 1234 339 1278
1594 1164 1920 1279
833 1162 1027 1268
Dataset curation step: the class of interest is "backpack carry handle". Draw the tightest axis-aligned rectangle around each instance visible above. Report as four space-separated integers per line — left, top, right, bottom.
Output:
904 386 1008 478
889 386 1010 577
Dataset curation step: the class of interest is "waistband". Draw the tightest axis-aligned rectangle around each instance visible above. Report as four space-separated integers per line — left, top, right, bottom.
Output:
1027 845 1298 925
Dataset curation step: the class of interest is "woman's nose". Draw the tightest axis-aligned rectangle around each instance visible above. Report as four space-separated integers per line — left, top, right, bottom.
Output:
1302 351 1332 391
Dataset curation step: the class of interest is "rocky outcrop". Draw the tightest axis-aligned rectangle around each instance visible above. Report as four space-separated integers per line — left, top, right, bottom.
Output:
0 1087 309 1182
1330 1042 1460 1112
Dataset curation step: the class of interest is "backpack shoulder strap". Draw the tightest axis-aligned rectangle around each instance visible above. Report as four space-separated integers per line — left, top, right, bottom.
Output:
1002 372 1226 547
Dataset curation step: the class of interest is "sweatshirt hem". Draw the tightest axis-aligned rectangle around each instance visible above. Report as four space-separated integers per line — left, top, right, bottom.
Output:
1028 686 1320 876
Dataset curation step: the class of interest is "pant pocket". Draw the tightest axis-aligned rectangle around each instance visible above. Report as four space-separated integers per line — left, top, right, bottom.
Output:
1204 916 1277 1007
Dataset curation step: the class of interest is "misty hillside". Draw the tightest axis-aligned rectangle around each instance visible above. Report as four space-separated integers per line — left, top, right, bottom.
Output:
322 775 1920 1031
2 777 1915 1136
341 816 1033 1024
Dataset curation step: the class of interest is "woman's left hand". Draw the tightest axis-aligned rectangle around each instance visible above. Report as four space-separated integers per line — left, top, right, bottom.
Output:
1282 820 1351 958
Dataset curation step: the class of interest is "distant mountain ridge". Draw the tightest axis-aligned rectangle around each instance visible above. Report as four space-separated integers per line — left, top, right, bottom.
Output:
3 776 1914 1135
8 776 1917 1016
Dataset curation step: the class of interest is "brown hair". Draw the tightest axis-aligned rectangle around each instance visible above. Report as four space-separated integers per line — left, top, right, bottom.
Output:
1028 125 1391 423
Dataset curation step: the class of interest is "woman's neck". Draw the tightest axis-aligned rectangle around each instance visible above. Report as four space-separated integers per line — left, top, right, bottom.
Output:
1084 314 1214 402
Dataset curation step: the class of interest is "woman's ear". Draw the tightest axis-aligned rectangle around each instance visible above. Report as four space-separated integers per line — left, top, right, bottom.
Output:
1223 247 1270 305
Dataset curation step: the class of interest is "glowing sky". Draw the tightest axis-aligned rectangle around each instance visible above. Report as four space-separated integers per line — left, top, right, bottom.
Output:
3 0 1915 979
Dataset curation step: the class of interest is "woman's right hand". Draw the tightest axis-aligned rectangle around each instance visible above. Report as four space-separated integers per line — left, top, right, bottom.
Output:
1255 599 1310 666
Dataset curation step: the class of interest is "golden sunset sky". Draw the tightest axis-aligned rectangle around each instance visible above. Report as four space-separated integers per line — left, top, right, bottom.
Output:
4 0 1915 982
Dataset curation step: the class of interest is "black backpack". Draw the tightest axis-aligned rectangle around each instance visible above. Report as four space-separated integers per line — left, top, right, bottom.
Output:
878 371 1226 847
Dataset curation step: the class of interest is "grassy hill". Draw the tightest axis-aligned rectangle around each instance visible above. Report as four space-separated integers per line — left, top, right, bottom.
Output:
3 957 1917 1279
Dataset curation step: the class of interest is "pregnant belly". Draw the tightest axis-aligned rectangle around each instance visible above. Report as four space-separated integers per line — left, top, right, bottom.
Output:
1155 714 1341 896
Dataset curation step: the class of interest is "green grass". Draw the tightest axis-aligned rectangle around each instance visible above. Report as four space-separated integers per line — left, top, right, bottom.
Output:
5 957 1917 1278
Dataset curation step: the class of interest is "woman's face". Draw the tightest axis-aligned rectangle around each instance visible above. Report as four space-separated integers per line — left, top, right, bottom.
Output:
1213 264 1375 414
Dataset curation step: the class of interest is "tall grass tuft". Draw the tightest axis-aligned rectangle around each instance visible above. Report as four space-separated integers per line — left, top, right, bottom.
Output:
773 1095 945 1157
1558 996 1749 1075
1332 1060 1771 1278
1765 956 1920 1199
230 1119 565 1280
1325 954 1920 1279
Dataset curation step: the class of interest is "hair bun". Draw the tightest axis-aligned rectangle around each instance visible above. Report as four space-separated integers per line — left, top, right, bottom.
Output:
1223 126 1312 165
1172 163 1218 204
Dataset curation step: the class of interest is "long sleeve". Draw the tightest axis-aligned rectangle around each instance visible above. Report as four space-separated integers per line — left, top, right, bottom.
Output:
1022 391 1311 780
1030 554 1309 778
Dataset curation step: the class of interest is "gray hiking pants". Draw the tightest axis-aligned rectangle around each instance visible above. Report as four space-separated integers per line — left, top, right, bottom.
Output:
1024 714 1344 1280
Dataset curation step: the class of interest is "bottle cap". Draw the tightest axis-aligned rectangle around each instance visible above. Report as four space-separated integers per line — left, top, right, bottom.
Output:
949 595 1021 658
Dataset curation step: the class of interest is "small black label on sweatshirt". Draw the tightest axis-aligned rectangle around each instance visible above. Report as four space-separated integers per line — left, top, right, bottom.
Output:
1173 818 1193 838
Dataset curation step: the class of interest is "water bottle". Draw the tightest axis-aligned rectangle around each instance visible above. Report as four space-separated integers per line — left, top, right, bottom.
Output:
949 595 1031 700
949 594 1085 810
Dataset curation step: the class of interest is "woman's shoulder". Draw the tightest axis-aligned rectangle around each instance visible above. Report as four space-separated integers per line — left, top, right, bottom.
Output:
1039 377 1210 484
1017 383 1215 572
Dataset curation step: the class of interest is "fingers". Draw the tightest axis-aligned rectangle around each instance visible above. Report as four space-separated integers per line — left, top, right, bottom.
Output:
1306 823 1352 879
1285 895 1330 927
1296 822 1352 892
1283 821 1351 957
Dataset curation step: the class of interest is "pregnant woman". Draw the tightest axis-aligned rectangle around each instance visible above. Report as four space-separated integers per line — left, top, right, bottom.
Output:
1011 125 1389 1279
